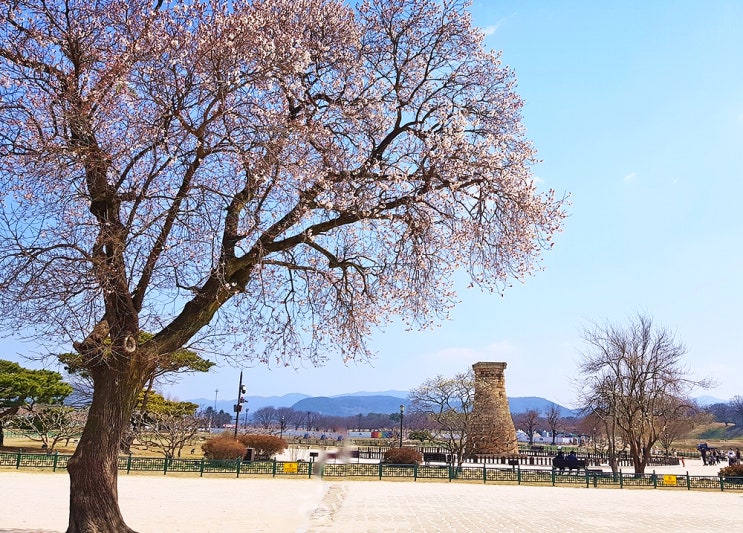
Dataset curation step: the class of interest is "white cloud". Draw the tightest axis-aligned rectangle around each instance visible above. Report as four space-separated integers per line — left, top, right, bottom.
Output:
481 25 499 36
426 341 519 364
431 346 482 362
484 340 519 357
480 18 507 37
622 172 637 182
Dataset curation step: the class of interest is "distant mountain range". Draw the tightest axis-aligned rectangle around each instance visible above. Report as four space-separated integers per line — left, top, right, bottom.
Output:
189 391 580 418
189 390 727 419
694 395 728 407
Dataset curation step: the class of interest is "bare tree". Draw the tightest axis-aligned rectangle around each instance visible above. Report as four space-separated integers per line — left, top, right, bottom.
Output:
409 370 476 466
577 314 709 474
9 405 87 451
706 402 734 426
515 409 541 446
545 404 562 445
274 407 294 435
137 412 204 459
0 0 565 530
729 396 743 426
253 407 277 430
656 399 703 456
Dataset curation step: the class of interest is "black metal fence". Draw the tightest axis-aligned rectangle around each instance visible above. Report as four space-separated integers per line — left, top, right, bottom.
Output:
356 446 681 468
2 450 741 492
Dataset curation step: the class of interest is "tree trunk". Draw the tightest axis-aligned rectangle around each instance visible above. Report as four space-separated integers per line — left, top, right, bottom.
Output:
66 368 143 533
630 442 647 474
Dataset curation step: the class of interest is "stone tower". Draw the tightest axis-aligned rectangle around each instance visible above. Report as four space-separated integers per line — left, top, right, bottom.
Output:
468 362 518 456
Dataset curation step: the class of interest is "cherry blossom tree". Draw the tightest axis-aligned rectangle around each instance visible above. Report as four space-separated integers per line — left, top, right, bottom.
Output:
0 0 566 531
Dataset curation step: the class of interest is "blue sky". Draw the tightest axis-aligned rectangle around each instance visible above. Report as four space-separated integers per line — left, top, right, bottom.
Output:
4 1 742 408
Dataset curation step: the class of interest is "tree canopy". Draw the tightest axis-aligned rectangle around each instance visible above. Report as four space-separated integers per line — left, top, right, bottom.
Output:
0 359 73 447
0 360 72 413
0 0 565 530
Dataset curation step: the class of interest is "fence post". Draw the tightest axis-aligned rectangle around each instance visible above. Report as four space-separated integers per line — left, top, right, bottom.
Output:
127 453 132 475
308 461 313 479
482 463 486 484
163 456 168 475
379 462 383 480
200 457 205 477
686 471 690 491
414 463 418 481
272 458 277 477
448 464 453 482
551 468 555 487
15 449 22 469
652 471 657 489
719 476 724 492
619 469 623 489
236 458 241 478
52 451 59 472
517 465 521 485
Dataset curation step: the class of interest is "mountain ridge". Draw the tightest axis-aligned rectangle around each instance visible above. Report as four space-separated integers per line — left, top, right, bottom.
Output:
189 392 580 418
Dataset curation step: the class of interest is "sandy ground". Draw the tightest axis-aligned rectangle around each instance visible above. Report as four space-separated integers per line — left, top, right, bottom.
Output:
1 459 742 532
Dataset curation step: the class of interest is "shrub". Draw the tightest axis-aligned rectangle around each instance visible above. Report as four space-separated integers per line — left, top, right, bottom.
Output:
201 435 246 460
408 430 433 443
237 434 287 459
719 463 743 477
383 447 423 465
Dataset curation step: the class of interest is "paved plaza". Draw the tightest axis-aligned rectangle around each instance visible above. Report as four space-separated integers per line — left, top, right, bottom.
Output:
1 463 743 533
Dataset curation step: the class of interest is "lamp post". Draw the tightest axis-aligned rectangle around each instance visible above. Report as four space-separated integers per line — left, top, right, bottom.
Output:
399 404 404 448
593 427 597 465
280 415 286 439
208 388 218 433
233 371 246 438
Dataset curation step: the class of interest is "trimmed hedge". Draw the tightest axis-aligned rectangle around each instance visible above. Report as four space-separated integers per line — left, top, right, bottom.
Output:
201 435 246 460
383 447 423 465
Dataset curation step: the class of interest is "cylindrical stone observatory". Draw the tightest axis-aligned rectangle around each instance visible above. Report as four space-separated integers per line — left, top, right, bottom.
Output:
468 362 518 456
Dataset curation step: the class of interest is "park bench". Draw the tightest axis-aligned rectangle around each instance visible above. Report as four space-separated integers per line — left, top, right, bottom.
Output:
552 456 586 472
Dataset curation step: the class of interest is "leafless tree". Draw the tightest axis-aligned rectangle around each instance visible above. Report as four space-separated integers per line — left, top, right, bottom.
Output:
253 407 277 430
9 406 87 451
545 404 562 445
577 314 709 474
729 396 743 426
515 409 541 445
656 399 704 456
409 370 475 466
706 403 734 426
137 412 204 459
0 0 565 529
274 407 297 437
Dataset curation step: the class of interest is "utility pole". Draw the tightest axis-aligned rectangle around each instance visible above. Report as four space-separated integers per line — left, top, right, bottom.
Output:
208 388 219 433
399 404 404 447
233 371 246 438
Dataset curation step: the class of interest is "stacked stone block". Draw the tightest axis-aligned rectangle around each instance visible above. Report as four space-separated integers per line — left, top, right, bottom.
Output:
468 361 519 456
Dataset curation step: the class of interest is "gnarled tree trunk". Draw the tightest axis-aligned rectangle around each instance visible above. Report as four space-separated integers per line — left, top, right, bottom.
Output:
66 365 144 533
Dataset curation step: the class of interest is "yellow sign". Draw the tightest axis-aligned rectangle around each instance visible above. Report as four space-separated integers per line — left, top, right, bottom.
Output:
283 462 299 474
663 475 677 485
